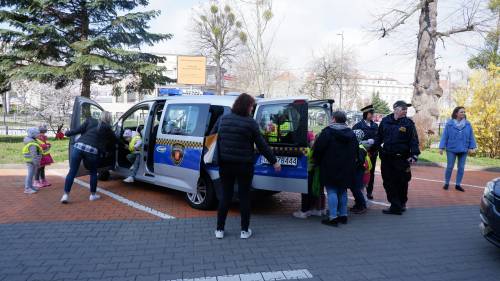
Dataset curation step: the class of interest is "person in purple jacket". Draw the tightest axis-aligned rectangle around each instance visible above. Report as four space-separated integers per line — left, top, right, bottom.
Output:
439 106 477 192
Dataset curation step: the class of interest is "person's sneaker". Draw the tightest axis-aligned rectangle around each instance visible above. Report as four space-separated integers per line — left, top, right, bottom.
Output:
321 209 328 216
24 188 37 194
240 229 252 239
215 230 224 239
89 194 101 201
129 166 134 171
455 185 465 192
338 216 348 224
308 209 323 217
443 184 449 190
41 179 51 187
60 193 69 204
292 210 310 219
321 217 339 227
123 176 134 183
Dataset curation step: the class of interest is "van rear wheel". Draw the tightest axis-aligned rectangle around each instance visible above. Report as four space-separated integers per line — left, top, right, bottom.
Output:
185 173 216 210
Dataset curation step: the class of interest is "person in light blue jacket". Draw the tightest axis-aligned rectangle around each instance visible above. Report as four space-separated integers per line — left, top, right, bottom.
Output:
439 106 477 192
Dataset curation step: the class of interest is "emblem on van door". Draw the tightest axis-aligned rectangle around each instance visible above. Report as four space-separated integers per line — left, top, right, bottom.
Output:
171 143 185 165
156 145 166 153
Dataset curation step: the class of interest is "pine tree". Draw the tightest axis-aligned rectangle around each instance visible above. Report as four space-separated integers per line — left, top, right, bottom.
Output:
0 0 173 97
372 92 391 115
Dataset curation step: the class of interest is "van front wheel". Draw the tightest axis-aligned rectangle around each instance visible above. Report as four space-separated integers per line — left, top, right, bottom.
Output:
185 173 216 210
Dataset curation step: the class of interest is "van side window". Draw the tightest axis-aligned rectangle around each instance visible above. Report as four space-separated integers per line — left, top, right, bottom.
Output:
121 106 149 136
255 102 307 146
205 105 226 135
162 104 206 137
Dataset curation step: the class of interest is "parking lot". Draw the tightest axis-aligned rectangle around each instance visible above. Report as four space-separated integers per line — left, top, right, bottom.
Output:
1 164 499 281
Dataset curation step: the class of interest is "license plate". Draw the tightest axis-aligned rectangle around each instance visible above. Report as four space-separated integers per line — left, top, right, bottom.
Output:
260 156 298 166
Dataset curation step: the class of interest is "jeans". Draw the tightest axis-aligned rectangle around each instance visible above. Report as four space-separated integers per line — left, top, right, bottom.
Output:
64 147 99 194
217 162 253 231
445 151 467 186
325 185 348 219
25 162 38 190
350 168 366 208
127 152 140 177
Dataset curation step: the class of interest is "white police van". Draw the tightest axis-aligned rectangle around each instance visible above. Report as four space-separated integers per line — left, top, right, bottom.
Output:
70 95 332 209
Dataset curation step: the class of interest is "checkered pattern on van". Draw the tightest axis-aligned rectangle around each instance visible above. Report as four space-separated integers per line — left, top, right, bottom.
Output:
156 138 203 149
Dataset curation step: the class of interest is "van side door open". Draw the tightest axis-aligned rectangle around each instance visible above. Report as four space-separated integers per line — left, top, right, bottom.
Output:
154 102 210 192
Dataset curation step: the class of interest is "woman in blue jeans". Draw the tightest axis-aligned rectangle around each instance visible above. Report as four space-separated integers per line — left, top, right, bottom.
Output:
439 107 477 192
61 111 116 203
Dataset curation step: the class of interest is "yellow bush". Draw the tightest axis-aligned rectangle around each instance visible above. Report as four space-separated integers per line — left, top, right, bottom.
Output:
467 64 500 158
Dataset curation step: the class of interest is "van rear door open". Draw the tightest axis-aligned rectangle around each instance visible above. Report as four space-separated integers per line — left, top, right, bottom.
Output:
252 99 308 193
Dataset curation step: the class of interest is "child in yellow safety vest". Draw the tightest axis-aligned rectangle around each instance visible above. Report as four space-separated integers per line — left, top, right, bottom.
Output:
350 129 373 214
34 125 54 188
22 127 42 194
122 129 142 183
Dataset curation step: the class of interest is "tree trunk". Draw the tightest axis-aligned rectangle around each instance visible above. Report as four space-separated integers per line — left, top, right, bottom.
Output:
412 0 443 128
79 2 91 98
215 59 222 95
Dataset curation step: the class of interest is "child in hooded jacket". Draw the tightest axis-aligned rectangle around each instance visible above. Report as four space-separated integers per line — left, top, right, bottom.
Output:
34 125 54 188
22 127 42 194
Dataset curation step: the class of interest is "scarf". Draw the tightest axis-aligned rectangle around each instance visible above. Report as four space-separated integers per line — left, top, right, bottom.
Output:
453 119 466 130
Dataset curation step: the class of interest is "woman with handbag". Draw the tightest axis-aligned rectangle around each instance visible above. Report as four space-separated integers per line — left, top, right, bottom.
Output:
61 111 116 203
211 93 281 239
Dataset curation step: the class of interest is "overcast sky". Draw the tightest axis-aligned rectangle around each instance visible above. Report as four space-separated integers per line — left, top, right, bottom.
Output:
139 0 492 84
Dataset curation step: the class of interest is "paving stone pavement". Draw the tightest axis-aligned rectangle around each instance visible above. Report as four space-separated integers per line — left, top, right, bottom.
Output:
1 205 499 281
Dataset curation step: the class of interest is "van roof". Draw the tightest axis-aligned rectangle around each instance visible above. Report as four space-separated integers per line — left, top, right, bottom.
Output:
143 95 309 107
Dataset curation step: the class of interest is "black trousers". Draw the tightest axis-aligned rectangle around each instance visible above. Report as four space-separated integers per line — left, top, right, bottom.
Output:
35 166 45 181
366 153 377 196
380 154 411 211
217 162 254 231
301 171 318 212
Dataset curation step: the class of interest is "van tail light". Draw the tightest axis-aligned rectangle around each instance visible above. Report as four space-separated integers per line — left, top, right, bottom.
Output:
293 100 306 105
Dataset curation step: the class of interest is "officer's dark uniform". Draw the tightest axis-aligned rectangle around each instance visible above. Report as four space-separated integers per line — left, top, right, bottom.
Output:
352 105 379 198
377 104 420 214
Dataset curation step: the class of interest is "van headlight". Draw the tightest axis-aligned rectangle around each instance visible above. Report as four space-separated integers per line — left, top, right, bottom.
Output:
484 181 495 202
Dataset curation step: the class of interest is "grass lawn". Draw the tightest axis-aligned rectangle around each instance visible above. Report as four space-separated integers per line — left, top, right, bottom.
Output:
419 149 500 168
0 136 69 165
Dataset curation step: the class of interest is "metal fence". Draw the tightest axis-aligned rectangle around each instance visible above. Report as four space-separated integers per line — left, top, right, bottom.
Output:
0 113 70 136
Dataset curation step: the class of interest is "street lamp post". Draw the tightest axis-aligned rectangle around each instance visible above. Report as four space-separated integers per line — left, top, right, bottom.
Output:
337 31 344 109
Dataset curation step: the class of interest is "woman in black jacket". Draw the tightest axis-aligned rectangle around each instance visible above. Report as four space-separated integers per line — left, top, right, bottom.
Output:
61 111 116 203
213 93 281 239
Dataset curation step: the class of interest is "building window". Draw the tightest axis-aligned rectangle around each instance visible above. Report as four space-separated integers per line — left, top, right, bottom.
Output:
127 92 136 103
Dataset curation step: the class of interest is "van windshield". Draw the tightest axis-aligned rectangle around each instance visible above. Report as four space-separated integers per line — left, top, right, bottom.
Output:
255 102 307 147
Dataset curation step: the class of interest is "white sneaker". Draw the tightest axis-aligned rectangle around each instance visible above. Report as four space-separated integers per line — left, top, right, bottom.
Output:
123 176 134 183
292 210 310 219
89 194 101 201
215 230 224 239
240 229 252 239
60 193 69 204
308 209 324 217
24 188 37 194
129 166 134 171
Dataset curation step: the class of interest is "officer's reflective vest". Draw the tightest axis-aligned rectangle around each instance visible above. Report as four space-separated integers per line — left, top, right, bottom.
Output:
22 141 42 159
36 139 51 155
129 135 142 152
268 122 291 142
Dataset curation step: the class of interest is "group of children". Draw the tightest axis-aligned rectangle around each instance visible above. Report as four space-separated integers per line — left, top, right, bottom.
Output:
293 129 372 220
23 125 54 194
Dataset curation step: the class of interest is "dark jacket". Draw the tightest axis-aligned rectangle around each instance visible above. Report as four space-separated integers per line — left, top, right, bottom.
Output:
377 114 420 158
313 123 358 188
211 113 277 165
352 120 379 153
65 118 116 153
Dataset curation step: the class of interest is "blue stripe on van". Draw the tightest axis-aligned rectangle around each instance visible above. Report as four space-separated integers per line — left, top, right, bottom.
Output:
154 144 201 171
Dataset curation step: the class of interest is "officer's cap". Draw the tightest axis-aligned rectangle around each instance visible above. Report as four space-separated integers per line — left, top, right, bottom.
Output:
360 104 375 113
393 100 411 109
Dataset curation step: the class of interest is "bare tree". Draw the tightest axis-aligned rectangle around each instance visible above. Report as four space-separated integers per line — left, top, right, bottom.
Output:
300 47 359 109
233 0 278 96
191 1 247 95
373 0 495 129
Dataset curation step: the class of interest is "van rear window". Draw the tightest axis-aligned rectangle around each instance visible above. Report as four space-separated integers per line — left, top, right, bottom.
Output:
255 102 307 147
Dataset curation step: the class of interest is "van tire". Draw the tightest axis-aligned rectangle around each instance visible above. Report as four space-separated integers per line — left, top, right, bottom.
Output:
185 172 216 210
98 170 110 181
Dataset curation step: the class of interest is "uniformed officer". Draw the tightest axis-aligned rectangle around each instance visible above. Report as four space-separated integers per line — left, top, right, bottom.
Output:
352 104 378 200
377 101 420 215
